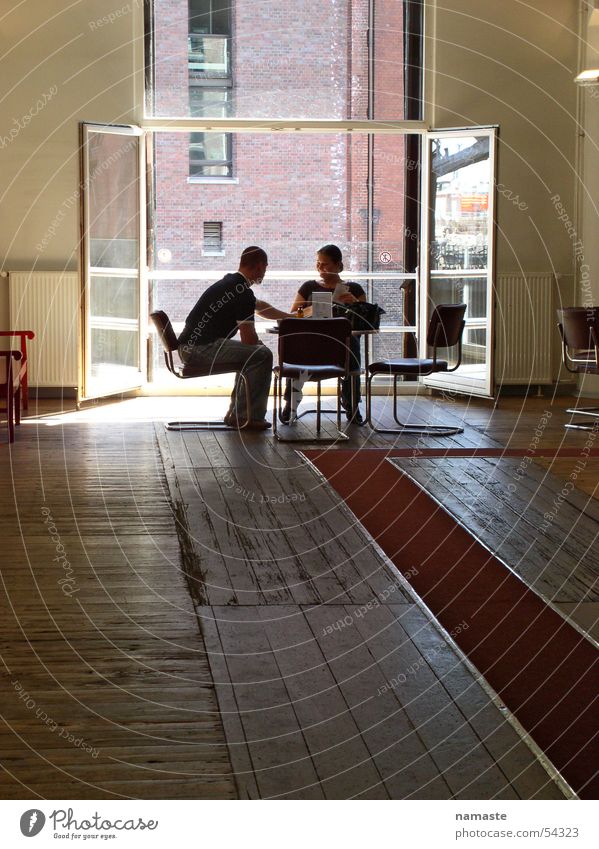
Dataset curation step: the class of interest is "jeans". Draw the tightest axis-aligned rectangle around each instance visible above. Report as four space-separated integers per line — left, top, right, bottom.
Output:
179 338 273 421
284 335 361 413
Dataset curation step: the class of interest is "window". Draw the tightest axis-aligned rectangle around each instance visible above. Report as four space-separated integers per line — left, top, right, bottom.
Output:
189 133 232 178
203 221 223 255
188 2 232 178
147 1 425 379
189 0 230 35
188 0 231 72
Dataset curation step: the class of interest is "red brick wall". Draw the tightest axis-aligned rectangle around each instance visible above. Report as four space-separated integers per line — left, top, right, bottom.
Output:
150 0 407 328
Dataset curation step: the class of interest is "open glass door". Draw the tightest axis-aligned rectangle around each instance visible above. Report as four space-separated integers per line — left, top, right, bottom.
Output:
80 124 146 401
420 128 497 397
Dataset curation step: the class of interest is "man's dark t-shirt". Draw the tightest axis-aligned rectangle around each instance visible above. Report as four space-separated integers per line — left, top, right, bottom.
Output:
178 273 256 347
298 280 366 303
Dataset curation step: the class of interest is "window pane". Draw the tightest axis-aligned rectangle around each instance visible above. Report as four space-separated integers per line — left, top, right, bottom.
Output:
151 1 416 119
190 86 231 117
87 133 139 269
154 132 412 269
189 0 211 33
428 276 488 372
211 4 230 35
429 136 490 272
151 132 417 371
189 132 231 176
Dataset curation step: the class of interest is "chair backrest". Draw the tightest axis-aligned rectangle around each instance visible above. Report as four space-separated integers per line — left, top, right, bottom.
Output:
277 318 352 370
557 307 599 371
558 307 599 350
426 303 467 349
150 310 179 352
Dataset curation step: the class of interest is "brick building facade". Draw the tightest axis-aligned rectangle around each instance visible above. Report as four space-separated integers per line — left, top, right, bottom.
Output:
149 0 410 372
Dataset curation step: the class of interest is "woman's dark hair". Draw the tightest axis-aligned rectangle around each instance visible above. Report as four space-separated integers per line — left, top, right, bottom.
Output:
318 244 343 270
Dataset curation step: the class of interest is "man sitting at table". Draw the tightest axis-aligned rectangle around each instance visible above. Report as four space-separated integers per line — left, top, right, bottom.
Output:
178 246 291 431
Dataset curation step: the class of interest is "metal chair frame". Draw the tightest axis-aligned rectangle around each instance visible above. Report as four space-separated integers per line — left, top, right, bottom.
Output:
366 304 466 436
272 318 352 443
150 311 251 432
558 307 599 431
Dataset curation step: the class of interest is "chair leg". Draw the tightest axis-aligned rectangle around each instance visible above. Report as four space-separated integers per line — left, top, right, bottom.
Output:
274 377 348 443
316 381 321 432
366 374 463 436
166 373 252 431
564 406 599 431
7 384 14 444
272 373 279 435
14 384 21 426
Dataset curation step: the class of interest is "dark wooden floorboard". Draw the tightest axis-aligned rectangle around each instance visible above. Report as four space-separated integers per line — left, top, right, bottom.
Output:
4 395 591 799
0 416 236 799
391 458 598 608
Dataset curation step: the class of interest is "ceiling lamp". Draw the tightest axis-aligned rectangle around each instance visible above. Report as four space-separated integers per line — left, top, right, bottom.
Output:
575 69 599 86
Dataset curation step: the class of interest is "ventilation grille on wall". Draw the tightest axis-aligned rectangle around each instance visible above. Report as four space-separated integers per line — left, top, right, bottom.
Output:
202 221 223 255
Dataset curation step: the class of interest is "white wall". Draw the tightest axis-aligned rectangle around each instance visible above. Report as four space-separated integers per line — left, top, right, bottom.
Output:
0 0 585 391
427 0 580 278
0 0 144 327
579 2 599 395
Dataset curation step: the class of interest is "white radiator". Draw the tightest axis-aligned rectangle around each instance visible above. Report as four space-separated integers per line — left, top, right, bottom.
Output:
495 272 555 385
9 271 79 387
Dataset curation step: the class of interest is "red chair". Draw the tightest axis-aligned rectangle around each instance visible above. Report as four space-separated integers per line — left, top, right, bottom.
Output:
0 351 22 443
0 330 34 411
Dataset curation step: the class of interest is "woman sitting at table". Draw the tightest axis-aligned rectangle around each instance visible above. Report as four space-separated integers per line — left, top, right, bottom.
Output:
281 244 366 424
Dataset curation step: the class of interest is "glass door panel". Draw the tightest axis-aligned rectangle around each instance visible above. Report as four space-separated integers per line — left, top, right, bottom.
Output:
81 124 146 400
420 129 496 397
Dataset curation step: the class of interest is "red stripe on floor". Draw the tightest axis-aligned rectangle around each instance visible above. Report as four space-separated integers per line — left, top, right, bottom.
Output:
305 450 599 799
307 447 599 459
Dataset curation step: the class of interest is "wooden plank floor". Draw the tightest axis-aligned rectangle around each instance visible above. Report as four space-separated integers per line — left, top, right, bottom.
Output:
390 457 599 640
2 393 594 799
153 394 581 799
0 402 236 799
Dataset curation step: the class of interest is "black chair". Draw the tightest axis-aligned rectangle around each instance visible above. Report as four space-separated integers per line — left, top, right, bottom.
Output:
366 303 467 436
558 307 599 431
150 310 251 431
273 317 352 442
